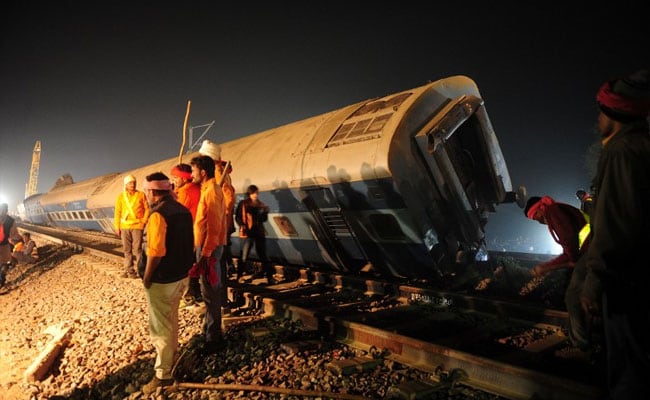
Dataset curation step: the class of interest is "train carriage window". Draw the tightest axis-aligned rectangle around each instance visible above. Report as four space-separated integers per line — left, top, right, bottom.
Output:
273 216 298 237
73 211 80 220
368 214 406 240
85 211 93 219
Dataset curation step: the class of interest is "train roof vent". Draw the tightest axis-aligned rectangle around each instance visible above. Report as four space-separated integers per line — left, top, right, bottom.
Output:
325 92 411 148
326 113 392 148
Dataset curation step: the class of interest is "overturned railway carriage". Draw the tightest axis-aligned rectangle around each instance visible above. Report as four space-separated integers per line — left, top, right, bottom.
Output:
21 75 513 281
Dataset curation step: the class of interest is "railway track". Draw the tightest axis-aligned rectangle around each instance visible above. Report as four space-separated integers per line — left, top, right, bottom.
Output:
17 223 606 399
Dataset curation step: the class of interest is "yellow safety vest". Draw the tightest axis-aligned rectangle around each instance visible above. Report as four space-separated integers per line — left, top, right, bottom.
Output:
578 210 591 250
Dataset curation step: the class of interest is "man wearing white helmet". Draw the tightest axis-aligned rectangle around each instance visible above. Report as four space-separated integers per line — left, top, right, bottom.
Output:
199 140 236 304
114 174 150 278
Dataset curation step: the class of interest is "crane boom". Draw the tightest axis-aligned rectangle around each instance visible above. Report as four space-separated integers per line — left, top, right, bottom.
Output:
25 140 41 198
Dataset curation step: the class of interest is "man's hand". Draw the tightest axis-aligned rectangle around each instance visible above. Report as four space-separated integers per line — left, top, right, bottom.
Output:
143 278 152 289
531 265 546 277
197 255 209 269
580 271 602 316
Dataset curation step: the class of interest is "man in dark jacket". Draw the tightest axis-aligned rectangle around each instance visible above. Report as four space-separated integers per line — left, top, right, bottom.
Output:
0 203 22 287
585 69 650 399
140 172 195 394
235 184 273 284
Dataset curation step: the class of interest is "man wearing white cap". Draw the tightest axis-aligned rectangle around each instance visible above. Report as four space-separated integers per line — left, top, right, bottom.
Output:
199 139 236 302
114 174 150 278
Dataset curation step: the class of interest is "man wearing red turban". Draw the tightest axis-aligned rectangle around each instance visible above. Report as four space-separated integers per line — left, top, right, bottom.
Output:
586 69 650 399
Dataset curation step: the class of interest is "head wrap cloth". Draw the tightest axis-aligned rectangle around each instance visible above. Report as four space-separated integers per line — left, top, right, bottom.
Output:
597 81 650 118
526 195 555 219
123 174 136 185
144 180 172 191
199 139 221 160
171 166 192 180
596 69 650 121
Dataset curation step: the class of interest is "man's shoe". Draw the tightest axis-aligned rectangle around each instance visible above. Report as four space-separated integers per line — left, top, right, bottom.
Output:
142 376 174 395
179 297 195 309
121 268 138 278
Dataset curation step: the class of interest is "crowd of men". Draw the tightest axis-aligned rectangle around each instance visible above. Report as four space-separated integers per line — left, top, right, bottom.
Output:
111 139 274 393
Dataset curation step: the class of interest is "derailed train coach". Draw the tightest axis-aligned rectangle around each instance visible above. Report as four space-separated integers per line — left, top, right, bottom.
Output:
21 75 516 281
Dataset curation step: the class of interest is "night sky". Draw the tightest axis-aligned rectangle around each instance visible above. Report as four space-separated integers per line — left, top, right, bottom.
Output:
1 2 647 253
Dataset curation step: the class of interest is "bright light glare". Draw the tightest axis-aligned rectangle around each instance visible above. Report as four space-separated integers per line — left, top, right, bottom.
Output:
0 193 7 205
531 229 563 255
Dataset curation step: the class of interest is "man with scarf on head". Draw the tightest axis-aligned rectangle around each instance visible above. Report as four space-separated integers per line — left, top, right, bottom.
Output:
525 195 599 357
524 195 591 277
140 172 195 394
170 163 202 305
585 69 650 399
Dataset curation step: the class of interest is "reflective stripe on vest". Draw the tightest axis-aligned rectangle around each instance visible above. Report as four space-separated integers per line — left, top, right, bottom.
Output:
578 222 591 250
577 209 591 250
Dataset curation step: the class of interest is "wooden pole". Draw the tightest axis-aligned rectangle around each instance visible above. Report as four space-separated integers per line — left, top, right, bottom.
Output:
178 100 192 163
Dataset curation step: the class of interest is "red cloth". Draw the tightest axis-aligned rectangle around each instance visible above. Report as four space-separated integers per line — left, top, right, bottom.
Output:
526 196 555 219
541 202 588 268
171 165 192 179
188 256 218 285
597 81 650 117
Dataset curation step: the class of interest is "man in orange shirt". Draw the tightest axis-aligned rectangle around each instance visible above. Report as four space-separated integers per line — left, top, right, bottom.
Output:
170 163 202 304
199 140 236 303
190 155 227 351
114 174 150 278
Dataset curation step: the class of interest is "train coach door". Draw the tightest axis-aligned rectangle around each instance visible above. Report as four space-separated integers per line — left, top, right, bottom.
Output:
302 188 366 273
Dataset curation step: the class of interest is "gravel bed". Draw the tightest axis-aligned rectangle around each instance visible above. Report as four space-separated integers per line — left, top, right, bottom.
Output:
0 244 510 400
